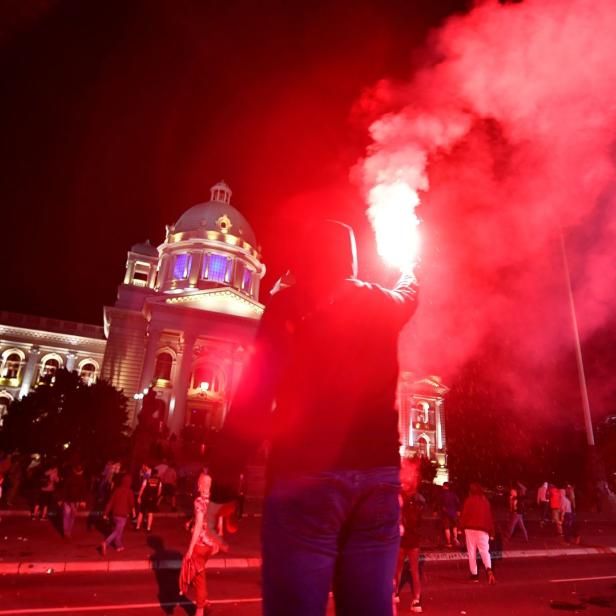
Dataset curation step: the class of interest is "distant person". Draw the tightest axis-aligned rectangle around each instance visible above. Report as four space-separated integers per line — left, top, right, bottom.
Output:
155 459 169 479
137 468 162 531
396 481 425 613
32 463 59 521
439 482 461 547
208 220 419 616
180 473 226 616
161 462 178 510
565 483 576 513
506 487 528 541
60 464 87 539
537 481 550 526
460 483 496 584
101 474 135 554
559 488 578 544
515 480 527 498
548 483 563 536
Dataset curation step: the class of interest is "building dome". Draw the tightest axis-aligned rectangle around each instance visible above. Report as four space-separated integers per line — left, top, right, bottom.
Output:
156 182 265 301
173 181 257 248
130 239 158 257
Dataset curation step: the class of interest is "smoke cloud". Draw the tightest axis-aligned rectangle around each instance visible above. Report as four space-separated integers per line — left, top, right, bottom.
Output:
356 0 616 416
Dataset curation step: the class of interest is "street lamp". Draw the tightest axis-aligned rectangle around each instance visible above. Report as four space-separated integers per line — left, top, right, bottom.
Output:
559 228 605 489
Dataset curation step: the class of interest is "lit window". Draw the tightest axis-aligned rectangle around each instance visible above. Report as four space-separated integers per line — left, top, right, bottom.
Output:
173 254 192 279
242 267 253 293
41 358 60 381
154 352 173 381
192 364 223 392
207 254 230 283
132 262 151 287
3 353 22 379
79 362 97 384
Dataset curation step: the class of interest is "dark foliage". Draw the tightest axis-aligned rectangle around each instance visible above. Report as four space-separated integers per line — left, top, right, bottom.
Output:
0 369 129 469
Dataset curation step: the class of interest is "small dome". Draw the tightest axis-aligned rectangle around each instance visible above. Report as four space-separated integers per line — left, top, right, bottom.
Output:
173 182 257 247
130 239 158 257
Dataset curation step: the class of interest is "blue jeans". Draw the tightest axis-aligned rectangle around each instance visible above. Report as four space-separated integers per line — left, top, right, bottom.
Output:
62 503 78 537
105 516 127 549
262 467 400 616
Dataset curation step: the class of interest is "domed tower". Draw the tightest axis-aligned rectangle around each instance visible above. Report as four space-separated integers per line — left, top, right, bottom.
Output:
157 181 265 300
102 181 266 432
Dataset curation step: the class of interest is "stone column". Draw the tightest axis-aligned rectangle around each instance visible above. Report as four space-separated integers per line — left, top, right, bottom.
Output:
188 252 201 287
123 259 134 285
168 332 197 436
65 351 77 372
19 346 40 399
138 326 162 392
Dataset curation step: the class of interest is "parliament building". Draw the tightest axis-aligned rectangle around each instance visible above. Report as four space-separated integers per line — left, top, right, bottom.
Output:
0 181 448 481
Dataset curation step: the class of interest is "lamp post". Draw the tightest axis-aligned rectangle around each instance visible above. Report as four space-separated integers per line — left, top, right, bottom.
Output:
559 228 604 487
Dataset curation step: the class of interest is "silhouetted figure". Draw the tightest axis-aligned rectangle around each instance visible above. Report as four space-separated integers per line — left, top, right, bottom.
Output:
209 220 419 616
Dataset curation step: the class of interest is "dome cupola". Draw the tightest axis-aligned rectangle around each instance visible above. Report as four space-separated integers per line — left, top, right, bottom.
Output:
155 182 265 301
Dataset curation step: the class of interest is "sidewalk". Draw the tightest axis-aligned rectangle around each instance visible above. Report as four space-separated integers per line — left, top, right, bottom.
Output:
1 509 615 575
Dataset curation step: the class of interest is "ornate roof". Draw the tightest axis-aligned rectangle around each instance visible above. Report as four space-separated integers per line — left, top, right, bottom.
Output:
130 239 158 257
172 182 257 247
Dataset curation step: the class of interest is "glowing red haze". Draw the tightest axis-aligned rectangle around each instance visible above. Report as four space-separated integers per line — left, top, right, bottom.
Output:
357 0 616 415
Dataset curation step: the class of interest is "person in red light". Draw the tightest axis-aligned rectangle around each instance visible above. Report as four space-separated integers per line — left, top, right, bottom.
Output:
208 219 419 616
460 483 496 585
395 461 425 613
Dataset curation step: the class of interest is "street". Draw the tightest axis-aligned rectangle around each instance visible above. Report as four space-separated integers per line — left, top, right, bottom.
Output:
1 555 615 615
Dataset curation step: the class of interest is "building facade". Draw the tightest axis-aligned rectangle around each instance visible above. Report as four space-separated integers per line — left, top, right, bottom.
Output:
1 181 448 481
398 373 449 484
101 181 265 433
0 312 106 421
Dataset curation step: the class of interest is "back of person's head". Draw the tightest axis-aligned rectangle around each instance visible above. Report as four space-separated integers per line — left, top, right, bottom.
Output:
469 483 484 496
443 482 450 490
151 469 158 477
288 219 357 286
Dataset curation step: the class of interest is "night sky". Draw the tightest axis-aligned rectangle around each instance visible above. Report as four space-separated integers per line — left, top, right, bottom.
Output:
1 0 470 324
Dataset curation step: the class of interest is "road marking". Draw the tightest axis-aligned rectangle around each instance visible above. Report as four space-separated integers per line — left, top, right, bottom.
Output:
0 597 262 615
550 575 616 583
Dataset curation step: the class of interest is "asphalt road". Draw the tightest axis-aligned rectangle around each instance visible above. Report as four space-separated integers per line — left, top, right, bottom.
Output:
1 555 615 615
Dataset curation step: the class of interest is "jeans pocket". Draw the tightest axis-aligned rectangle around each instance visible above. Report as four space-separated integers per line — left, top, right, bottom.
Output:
265 476 342 540
364 480 401 543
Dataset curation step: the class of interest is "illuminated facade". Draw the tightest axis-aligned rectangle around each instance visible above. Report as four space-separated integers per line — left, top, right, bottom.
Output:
101 181 265 432
1 182 449 471
0 182 264 435
0 312 106 422
398 373 449 484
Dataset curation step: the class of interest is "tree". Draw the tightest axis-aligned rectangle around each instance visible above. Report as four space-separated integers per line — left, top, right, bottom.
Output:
0 369 129 470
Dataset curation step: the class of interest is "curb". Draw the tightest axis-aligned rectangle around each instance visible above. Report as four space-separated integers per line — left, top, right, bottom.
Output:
0 510 186 519
2 546 615 575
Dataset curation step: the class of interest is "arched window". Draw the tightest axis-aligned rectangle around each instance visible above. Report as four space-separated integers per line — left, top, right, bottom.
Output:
43 358 60 377
154 352 173 381
39 354 63 383
3 353 22 379
79 362 97 385
416 435 430 458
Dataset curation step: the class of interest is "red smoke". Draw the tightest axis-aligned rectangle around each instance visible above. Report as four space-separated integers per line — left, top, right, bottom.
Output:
356 0 616 416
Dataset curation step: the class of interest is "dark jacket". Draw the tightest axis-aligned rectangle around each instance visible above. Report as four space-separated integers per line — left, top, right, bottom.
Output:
105 485 135 518
62 471 88 503
460 494 495 536
210 274 418 497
